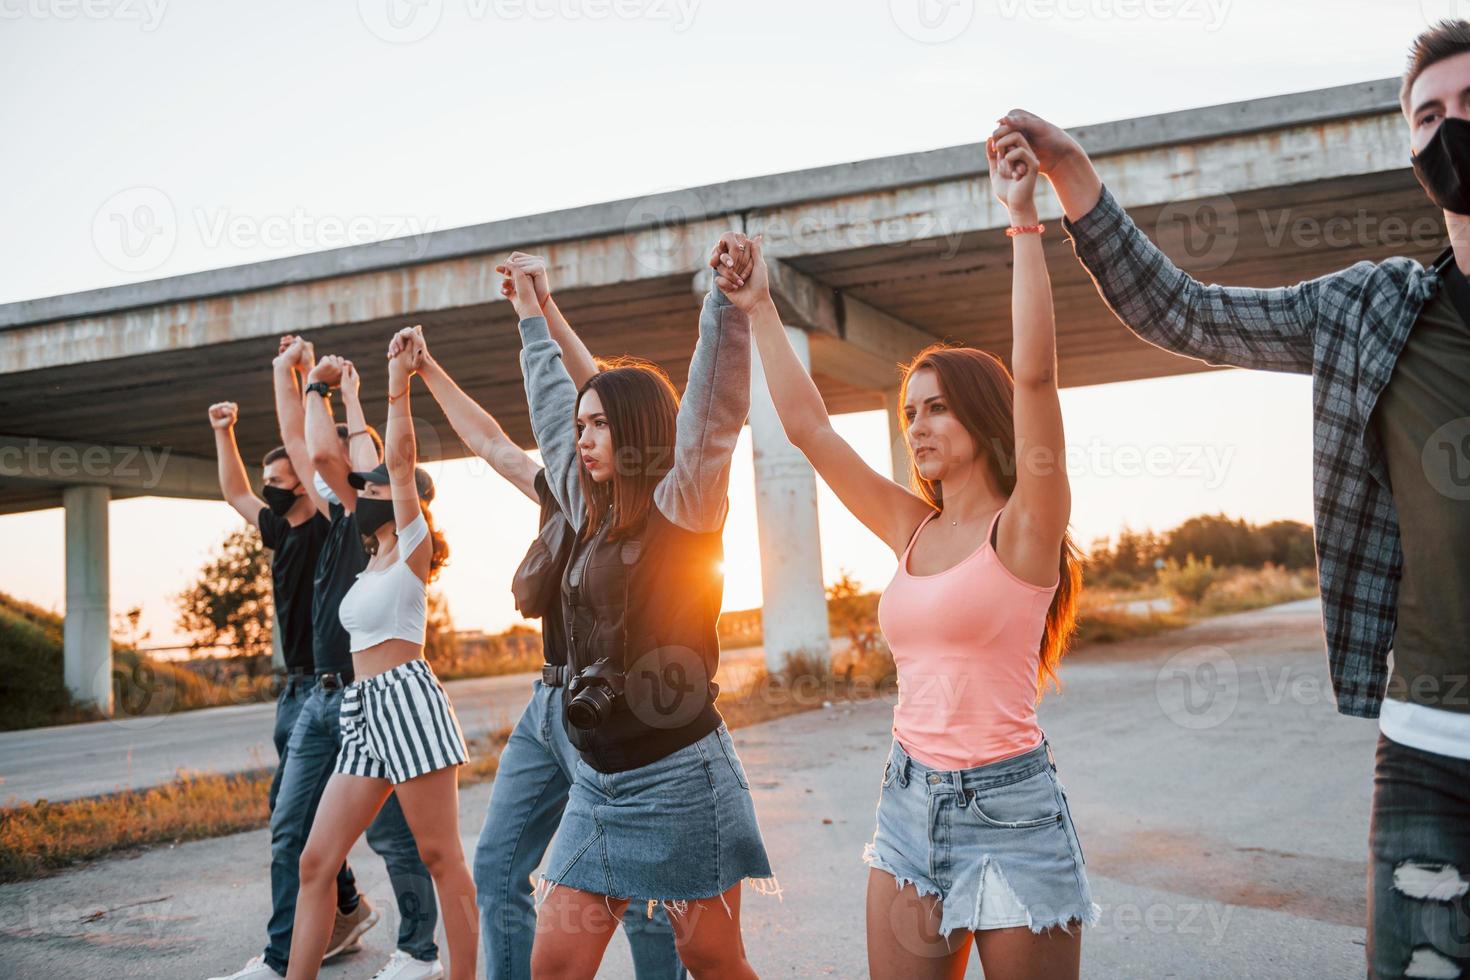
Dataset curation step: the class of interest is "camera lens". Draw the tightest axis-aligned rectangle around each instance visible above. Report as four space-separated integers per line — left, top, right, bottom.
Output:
568 686 615 731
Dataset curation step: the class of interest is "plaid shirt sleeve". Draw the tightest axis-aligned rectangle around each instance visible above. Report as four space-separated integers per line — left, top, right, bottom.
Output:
1062 184 1321 375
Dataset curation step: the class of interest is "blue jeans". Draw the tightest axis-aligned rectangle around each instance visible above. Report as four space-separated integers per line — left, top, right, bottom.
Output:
269 678 356 912
264 681 440 974
472 679 686 980
1368 733 1470 978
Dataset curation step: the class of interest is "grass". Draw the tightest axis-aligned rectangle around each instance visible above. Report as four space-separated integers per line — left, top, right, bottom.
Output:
1070 563 1319 649
0 591 277 732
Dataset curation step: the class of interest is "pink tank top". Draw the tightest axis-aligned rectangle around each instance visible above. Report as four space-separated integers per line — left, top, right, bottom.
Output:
877 507 1059 770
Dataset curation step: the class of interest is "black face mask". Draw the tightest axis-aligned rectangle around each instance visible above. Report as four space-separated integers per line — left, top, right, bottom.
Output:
262 484 302 517
1412 116 1470 215
355 496 396 536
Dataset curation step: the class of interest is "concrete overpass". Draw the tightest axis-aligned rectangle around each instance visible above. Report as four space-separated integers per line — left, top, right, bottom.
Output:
0 77 1438 713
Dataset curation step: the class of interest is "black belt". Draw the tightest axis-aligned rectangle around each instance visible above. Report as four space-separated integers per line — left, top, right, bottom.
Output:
282 669 313 693
542 664 570 688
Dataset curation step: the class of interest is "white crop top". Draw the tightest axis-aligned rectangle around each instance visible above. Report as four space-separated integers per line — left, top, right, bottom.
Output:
338 514 430 652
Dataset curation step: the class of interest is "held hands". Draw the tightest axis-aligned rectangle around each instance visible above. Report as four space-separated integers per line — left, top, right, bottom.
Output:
387 325 428 372
986 130 1041 218
208 401 238 431
708 231 770 314
339 359 360 402
308 354 346 388
990 110 1084 179
387 325 425 390
274 334 315 374
501 261 546 321
496 252 552 310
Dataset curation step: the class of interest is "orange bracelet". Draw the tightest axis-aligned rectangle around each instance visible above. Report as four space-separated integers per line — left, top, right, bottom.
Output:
1005 223 1046 237
387 384 411 404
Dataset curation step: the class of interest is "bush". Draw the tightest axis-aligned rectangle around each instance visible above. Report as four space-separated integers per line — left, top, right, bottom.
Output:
1158 554 1220 605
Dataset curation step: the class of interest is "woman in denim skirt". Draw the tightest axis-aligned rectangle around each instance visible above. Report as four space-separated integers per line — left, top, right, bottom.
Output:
509 240 777 979
737 133 1099 978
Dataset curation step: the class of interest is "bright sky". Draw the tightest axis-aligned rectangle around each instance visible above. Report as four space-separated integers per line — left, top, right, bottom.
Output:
0 0 1429 649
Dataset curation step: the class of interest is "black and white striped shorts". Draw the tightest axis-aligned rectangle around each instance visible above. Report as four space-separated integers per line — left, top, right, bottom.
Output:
334 658 469 784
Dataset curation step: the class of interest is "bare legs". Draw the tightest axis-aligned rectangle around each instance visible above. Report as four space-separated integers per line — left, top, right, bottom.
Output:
286 767 478 980
865 868 1081 980
532 881 756 980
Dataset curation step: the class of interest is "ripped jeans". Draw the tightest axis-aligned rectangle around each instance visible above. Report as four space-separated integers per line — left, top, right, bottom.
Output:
1369 733 1470 979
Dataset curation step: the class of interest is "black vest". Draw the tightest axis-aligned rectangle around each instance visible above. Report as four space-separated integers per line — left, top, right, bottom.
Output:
560 503 726 772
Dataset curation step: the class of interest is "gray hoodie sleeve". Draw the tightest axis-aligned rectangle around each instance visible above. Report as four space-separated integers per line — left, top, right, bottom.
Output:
654 287 751 532
518 315 585 531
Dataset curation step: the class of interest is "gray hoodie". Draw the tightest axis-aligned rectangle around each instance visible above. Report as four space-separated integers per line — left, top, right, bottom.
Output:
517 287 751 534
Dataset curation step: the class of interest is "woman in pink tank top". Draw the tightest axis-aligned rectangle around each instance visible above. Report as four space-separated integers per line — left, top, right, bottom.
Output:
719 131 1097 977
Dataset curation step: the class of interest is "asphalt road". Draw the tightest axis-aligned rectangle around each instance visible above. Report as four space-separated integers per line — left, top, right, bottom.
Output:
0 599 1379 978
0 646 773 805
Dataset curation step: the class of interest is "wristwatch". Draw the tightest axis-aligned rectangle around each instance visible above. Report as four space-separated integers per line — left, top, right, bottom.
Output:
304 381 331 398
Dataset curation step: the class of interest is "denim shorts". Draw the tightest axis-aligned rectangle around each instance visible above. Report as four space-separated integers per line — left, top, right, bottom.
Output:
863 735 1100 936
541 724 777 905
335 659 469 784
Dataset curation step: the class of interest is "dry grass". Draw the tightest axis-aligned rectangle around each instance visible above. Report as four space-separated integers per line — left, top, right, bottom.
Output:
0 769 274 883
1072 563 1318 649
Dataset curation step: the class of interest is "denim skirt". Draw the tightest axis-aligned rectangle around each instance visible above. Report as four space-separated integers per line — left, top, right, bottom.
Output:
542 724 776 903
863 734 1100 936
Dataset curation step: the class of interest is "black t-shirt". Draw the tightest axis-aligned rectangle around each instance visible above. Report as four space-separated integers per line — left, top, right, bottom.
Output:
257 507 330 674
533 470 570 667
1372 256 1470 713
311 500 368 676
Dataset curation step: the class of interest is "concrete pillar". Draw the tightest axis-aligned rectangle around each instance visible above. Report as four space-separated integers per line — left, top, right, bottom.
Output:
749 327 831 674
882 387 910 487
64 485 112 714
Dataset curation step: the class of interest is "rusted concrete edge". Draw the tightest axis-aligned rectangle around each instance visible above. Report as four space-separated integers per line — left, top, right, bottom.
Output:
0 78 1401 331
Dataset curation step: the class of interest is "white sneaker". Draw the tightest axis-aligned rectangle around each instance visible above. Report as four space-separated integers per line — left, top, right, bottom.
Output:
370 949 445 979
206 955 285 980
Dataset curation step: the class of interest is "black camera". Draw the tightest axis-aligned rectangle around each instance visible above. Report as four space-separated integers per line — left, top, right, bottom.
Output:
566 660 625 731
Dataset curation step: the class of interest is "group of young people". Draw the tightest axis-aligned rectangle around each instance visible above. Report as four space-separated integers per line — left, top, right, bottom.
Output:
201 19 1469 980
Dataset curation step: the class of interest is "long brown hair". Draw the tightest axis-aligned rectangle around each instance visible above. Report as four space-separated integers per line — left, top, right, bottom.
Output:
897 343 1082 701
576 358 680 541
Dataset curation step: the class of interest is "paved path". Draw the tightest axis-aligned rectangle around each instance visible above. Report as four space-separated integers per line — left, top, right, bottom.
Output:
0 646 774 805
0 599 1378 977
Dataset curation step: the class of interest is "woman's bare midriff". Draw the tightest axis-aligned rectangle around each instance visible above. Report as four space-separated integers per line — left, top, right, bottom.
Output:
352 638 425 679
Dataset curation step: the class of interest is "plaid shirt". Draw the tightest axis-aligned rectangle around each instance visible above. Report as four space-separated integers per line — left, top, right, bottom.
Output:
1063 184 1452 719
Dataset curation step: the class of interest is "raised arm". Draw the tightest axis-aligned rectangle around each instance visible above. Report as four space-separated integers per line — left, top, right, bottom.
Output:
715 234 932 554
389 325 541 503
650 234 753 532
512 263 585 529
337 361 379 473
384 337 431 578
305 355 354 509
993 110 1321 374
208 402 266 528
498 252 599 388
272 336 329 518
986 132 1071 587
